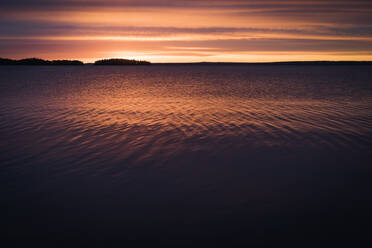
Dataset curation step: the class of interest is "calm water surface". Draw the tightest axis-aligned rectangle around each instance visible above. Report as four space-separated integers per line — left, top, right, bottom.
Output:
1 65 372 246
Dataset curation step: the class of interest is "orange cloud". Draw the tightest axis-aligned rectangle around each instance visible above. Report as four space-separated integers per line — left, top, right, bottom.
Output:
1 0 371 62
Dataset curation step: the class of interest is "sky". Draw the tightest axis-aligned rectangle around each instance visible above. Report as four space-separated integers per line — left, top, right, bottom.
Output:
0 0 372 62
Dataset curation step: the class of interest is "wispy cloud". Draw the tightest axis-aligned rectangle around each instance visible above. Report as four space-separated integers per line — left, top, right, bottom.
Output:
0 0 371 62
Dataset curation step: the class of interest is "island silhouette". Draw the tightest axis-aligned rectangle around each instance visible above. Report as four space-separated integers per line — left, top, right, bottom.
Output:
0 58 84 65
1 57 372 66
94 58 151 65
0 57 151 66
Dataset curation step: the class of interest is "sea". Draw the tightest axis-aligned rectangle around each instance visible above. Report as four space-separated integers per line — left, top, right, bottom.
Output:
1 65 371 246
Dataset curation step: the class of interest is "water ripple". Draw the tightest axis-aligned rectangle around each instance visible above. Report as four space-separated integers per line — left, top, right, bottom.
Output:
1 66 372 172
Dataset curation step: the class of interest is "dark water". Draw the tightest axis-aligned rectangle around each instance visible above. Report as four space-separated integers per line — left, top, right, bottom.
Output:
1 65 372 246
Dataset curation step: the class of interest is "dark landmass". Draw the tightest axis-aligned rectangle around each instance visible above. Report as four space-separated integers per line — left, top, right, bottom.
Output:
1 57 371 66
0 58 84 65
155 61 372 66
94 58 151 65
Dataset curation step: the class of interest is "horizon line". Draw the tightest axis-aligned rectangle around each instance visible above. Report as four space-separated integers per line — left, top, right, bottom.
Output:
2 57 372 65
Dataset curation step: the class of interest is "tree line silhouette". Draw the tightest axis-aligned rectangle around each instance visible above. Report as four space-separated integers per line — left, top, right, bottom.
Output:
0 58 151 65
0 58 84 65
94 58 151 65
1 57 370 66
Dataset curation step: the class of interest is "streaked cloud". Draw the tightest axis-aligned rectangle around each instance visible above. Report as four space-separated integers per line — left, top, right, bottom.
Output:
0 0 371 62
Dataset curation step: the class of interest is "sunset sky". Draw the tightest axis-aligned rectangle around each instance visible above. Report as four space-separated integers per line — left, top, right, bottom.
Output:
1 0 372 62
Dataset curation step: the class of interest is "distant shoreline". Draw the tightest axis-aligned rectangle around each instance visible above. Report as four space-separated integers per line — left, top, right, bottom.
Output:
154 61 372 66
1 57 372 66
0 58 151 66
